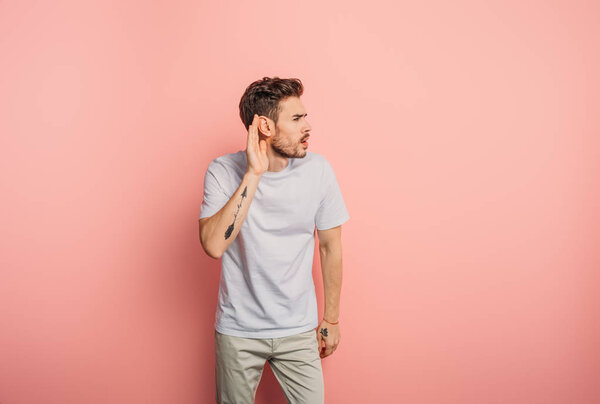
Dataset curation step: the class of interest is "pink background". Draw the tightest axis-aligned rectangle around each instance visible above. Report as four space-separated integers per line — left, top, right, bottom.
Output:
1 0 599 403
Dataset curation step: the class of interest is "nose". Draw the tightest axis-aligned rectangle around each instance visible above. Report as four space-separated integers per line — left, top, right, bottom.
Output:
304 120 312 132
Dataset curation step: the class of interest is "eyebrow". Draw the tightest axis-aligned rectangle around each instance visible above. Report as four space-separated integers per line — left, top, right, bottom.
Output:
292 113 308 118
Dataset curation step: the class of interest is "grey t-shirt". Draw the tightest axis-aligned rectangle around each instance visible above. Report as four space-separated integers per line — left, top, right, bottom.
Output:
199 150 349 338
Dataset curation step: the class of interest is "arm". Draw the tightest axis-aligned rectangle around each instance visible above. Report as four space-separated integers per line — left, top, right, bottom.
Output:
198 172 261 259
198 114 268 260
316 225 343 358
317 225 343 322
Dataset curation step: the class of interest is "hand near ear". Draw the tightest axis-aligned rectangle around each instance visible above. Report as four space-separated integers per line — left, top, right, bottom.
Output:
246 114 269 176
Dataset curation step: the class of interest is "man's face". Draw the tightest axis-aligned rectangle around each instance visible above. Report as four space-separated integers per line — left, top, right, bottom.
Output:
270 96 312 159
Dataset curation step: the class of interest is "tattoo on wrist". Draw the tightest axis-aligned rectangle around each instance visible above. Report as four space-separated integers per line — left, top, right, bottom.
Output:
320 328 328 337
225 186 247 239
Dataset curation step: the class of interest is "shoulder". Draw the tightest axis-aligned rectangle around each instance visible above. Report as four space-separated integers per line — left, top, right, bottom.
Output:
208 150 246 175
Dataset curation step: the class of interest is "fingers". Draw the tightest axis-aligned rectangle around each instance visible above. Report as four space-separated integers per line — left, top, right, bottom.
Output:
247 114 259 150
319 339 338 358
259 138 266 155
322 344 335 358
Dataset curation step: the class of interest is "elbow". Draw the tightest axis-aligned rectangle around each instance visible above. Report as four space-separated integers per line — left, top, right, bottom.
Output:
199 220 222 260
201 237 223 260
205 244 223 260
200 237 223 260
319 240 341 254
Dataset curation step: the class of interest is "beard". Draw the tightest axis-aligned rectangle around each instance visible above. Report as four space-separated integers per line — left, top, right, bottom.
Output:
270 127 308 159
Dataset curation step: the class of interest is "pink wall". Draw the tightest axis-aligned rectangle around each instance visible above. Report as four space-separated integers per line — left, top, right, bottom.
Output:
1 0 599 403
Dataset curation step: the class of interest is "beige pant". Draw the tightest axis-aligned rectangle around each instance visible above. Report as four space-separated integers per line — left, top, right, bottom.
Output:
214 328 324 404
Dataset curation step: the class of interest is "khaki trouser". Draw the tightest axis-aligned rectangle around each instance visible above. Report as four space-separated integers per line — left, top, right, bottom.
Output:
215 328 324 404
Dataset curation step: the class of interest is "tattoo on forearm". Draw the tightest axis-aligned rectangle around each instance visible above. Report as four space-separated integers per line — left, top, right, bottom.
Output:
320 328 328 337
225 186 247 239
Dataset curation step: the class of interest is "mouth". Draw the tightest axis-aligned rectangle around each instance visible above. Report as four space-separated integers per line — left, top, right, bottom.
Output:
300 135 309 147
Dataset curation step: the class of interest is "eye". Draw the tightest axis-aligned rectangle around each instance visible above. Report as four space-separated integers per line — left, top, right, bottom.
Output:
294 117 299 121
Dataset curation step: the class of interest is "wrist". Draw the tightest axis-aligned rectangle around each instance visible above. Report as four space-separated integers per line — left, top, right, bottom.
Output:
244 171 262 181
323 317 339 325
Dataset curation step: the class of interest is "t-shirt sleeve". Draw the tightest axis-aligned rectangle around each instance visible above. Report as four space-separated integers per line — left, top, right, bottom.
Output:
315 158 350 230
199 160 230 220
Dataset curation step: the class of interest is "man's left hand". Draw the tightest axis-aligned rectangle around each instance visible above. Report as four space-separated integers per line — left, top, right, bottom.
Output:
316 321 340 358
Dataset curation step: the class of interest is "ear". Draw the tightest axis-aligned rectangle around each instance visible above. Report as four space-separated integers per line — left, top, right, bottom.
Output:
257 116 272 137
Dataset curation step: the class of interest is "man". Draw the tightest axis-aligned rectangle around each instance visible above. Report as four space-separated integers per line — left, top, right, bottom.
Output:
198 76 349 403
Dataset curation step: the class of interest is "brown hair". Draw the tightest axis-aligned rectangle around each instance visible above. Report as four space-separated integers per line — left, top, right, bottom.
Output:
239 76 304 130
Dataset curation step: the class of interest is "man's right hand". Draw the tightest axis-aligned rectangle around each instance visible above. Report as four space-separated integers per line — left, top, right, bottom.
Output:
246 114 269 177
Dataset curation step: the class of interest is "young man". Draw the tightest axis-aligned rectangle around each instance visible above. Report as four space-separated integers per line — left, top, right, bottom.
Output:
198 77 349 404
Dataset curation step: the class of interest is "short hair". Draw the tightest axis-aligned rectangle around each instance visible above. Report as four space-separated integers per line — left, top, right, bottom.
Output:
239 76 304 130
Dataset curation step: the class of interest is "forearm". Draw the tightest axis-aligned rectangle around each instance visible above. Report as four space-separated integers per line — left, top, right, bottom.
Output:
201 172 261 258
319 242 343 321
